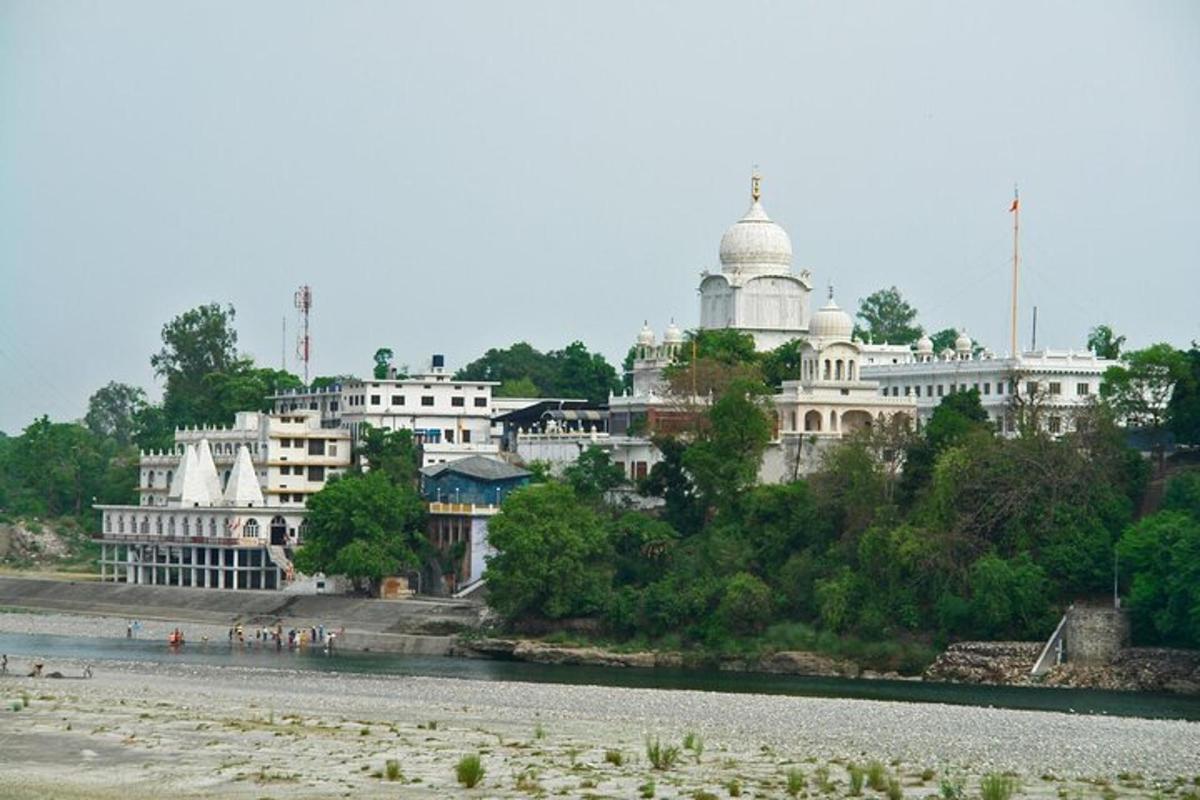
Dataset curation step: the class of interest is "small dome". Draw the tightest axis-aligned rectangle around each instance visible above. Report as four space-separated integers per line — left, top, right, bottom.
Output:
809 297 854 340
663 320 683 344
916 334 934 354
955 330 973 353
637 321 656 347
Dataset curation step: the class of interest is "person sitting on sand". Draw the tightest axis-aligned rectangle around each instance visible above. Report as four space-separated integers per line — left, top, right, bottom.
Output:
28 661 43 678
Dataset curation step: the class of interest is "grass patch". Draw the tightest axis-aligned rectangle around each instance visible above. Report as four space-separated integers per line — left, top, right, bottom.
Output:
726 777 743 796
455 753 485 788
604 749 624 766
646 736 681 770
384 759 403 781
940 772 966 800
867 760 888 792
786 767 807 797
981 773 1019 800
683 731 704 762
638 779 656 798
887 775 903 800
849 763 865 796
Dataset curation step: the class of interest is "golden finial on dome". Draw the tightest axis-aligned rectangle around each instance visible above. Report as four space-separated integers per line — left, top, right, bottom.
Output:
751 166 761 202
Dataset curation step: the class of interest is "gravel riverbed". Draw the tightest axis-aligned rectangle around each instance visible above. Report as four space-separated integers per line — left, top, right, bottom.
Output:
0 611 1198 798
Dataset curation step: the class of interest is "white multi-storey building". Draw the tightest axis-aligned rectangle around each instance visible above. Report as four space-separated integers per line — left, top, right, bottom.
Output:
860 336 1114 435
137 410 351 508
97 441 305 590
270 356 510 467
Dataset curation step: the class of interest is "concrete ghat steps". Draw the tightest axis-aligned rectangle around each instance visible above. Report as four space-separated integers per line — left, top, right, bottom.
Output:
0 575 485 646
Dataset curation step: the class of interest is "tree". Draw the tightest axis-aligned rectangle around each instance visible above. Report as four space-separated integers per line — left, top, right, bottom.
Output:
373 348 395 380
854 286 922 345
455 341 621 404
1119 510 1200 647
356 424 420 487
1167 344 1200 446
715 572 773 636
151 303 239 387
484 483 613 620
1103 344 1189 469
929 328 959 354
682 379 774 510
292 471 426 594
1087 325 1126 360
760 339 805 388
640 436 705 535
85 382 147 447
562 445 625 502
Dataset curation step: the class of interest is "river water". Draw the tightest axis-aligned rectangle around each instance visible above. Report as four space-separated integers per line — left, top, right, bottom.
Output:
1 631 1196 721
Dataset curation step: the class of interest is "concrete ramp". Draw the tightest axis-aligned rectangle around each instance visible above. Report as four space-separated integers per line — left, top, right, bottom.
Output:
0 575 485 639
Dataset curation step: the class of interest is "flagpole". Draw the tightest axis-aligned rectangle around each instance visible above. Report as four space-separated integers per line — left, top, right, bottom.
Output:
1010 186 1020 358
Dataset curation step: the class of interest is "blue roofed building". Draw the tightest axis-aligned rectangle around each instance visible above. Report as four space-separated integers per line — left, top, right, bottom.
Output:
419 456 531 594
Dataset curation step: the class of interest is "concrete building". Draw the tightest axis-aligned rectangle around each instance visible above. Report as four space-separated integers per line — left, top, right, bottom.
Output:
270 356 512 467
419 456 531 592
860 340 1115 436
97 441 304 590
137 410 351 508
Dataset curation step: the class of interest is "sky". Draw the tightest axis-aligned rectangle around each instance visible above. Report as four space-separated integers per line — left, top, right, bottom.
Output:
1 1 1198 434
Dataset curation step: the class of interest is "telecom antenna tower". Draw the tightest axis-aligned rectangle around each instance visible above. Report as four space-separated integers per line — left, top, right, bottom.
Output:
294 285 312 384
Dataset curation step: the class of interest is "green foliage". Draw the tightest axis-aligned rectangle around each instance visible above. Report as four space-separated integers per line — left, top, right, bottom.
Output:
929 328 959 354
455 753 485 788
562 446 625 502
1168 345 1200 445
848 763 865 796
682 380 773 510
854 286 922 345
886 775 903 800
292 471 426 592
1102 343 1190 432
85 382 147 448
964 554 1054 639
716 573 773 636
372 347 394 380
1087 325 1125 360
1119 510 1200 647
980 773 1018 800
356 425 420 486
645 736 680 770
1163 471 1200 518
867 761 888 792
455 340 621 404
484 483 613 620
759 339 805 388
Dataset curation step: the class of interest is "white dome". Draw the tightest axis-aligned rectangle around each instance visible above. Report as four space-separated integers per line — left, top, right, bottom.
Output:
719 200 793 274
809 298 854 340
663 320 683 344
955 331 973 352
916 334 934 354
637 321 655 347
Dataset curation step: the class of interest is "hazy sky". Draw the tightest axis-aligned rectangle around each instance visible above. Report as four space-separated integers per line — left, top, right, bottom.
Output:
2 1 1198 434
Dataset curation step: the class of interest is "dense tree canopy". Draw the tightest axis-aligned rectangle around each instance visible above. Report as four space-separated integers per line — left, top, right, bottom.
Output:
854 286 923 345
85 382 147 448
293 471 426 593
1087 324 1126 359
455 341 621 404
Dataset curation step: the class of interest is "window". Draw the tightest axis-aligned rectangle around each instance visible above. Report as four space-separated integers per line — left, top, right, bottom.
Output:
473 397 487 407
391 394 404 406
308 466 325 481
292 493 304 503
983 382 991 395
937 385 944 397
451 396 464 407
330 401 339 412
997 383 1004 396
444 429 455 444
168 516 175 535
329 444 338 457
904 386 911 396
307 438 325 456
1076 382 1090 396
244 518 259 538
891 386 899 397
421 396 434 406
461 430 471 443
1048 415 1062 434
1048 382 1062 395
914 385 921 397
370 395 381 405
927 385 933 397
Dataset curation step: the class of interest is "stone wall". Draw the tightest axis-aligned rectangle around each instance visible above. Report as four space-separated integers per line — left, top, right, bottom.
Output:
1063 605 1129 666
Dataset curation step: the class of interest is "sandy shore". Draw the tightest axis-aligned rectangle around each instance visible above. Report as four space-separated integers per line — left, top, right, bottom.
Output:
1 613 1199 798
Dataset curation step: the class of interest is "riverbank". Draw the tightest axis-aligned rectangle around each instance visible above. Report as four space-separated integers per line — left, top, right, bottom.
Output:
0 650 1197 799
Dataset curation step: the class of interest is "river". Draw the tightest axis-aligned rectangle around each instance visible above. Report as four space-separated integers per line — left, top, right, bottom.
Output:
2 630 1196 721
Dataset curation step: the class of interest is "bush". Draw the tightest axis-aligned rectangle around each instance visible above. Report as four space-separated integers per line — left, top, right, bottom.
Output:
383 759 402 781
604 749 623 766
786 767 807 797
980 773 1018 800
867 761 887 792
455 754 485 788
716 573 774 636
848 763 865 796
645 736 680 770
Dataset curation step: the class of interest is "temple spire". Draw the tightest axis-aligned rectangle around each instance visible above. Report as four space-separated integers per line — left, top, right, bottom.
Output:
751 166 762 202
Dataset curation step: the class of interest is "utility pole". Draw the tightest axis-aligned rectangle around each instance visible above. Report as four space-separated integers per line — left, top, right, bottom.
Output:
1010 186 1020 358
294 285 312 385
